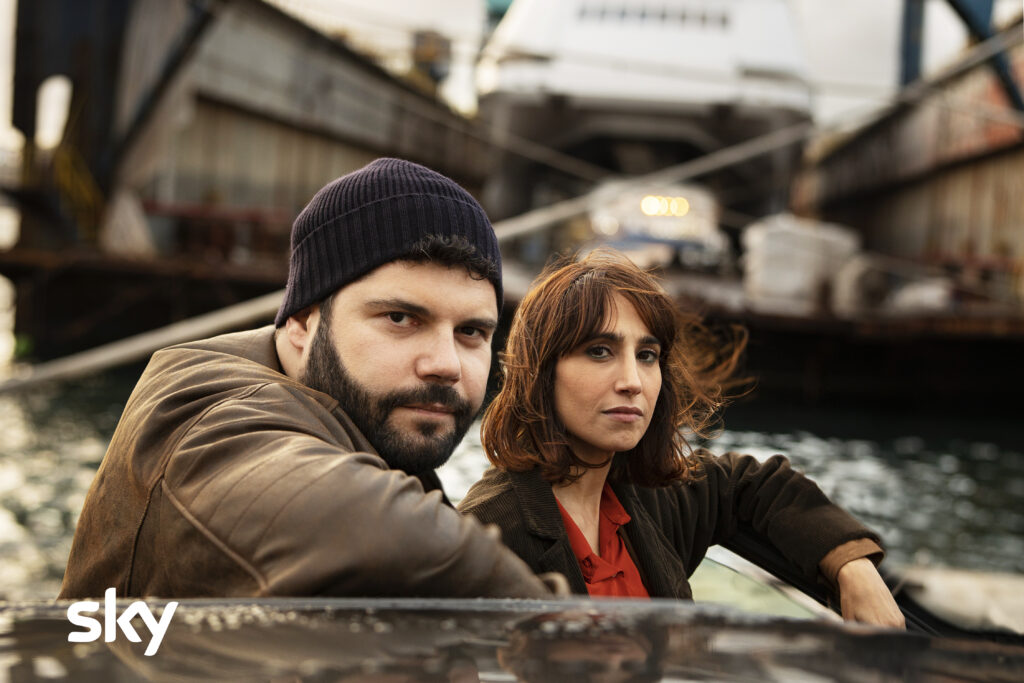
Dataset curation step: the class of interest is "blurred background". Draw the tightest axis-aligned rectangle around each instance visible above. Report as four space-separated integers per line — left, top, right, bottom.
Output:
0 0 1022 603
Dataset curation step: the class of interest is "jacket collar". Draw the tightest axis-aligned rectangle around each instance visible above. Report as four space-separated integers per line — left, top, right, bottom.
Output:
507 468 567 540
505 463 688 599
503 469 585 592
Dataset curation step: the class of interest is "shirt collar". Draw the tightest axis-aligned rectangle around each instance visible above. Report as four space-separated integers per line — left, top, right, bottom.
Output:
600 482 632 527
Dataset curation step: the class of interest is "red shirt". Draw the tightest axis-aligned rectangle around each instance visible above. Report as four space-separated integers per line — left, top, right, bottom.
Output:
555 484 650 598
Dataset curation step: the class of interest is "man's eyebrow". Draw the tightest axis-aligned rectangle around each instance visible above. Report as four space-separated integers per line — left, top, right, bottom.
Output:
462 317 499 332
364 298 498 330
364 298 431 317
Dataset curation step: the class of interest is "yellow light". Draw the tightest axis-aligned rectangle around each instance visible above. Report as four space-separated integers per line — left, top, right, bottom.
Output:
640 194 691 217
640 195 660 216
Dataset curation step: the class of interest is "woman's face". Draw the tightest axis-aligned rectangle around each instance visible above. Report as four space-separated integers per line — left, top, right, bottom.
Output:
553 294 662 464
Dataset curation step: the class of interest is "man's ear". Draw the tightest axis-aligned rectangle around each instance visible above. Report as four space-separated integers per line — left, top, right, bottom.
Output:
283 304 320 355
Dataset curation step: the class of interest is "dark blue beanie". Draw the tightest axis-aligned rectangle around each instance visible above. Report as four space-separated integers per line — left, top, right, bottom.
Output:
275 158 502 327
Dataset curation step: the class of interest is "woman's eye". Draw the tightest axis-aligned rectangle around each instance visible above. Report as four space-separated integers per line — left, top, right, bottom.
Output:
586 346 611 359
638 349 659 363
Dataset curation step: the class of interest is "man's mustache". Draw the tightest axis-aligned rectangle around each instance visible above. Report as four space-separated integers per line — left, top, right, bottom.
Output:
378 384 473 418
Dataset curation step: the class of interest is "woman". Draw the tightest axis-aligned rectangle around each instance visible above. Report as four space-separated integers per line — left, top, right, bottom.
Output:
459 250 903 627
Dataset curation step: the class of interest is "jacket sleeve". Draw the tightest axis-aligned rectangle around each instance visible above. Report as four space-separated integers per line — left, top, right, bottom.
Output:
664 451 882 583
160 386 551 599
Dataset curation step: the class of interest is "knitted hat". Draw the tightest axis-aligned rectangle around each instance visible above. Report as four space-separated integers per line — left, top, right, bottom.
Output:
275 158 502 326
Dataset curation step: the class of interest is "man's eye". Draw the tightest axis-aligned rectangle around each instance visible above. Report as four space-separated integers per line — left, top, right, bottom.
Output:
458 326 483 338
387 312 412 325
585 346 611 359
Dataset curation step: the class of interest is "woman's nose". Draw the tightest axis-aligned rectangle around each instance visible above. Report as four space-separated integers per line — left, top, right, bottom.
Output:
614 358 643 395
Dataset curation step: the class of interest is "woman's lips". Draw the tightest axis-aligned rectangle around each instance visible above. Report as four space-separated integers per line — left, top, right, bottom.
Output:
603 406 643 422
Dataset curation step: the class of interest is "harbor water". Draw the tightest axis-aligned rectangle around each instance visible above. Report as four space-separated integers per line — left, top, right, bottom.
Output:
1 365 1022 602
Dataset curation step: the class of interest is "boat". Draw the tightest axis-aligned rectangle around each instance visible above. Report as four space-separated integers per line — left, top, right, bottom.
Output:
3 529 1022 681
3 586 1022 681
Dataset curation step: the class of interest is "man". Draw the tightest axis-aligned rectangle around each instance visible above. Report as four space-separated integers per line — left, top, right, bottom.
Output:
59 158 554 599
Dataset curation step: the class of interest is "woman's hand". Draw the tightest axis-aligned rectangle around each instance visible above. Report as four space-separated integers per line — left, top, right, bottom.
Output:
836 558 906 629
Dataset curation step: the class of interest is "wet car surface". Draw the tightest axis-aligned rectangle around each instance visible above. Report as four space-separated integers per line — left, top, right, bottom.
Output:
3 598 1023 682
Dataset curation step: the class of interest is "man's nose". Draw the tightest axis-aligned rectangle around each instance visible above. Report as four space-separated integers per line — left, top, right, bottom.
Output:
415 331 462 384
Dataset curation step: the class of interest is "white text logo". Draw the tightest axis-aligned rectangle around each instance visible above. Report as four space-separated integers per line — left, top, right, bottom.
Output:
66 587 178 656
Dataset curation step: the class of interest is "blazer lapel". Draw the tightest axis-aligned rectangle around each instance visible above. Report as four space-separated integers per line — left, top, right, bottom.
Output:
507 469 589 594
611 479 691 599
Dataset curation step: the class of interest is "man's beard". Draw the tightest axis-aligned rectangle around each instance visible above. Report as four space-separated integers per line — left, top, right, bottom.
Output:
302 323 477 474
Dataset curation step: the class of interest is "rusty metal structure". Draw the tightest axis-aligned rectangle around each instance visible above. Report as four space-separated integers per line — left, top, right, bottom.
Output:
795 17 1024 308
2 0 493 358
767 16 1024 415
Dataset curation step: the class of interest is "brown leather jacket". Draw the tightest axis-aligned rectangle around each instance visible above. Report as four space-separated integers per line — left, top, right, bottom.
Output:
59 327 550 599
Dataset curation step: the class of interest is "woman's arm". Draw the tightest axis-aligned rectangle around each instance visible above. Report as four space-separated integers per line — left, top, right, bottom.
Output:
837 557 906 628
653 451 903 625
709 451 904 628
695 451 883 574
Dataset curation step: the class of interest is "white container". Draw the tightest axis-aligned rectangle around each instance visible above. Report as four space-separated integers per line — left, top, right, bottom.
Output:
742 213 859 316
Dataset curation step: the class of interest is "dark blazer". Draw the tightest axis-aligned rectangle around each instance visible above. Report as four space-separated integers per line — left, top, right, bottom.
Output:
458 450 882 599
